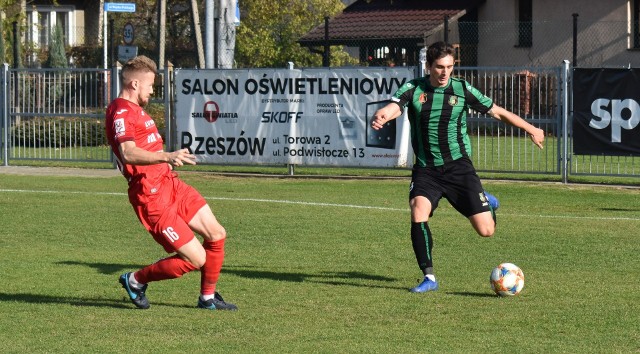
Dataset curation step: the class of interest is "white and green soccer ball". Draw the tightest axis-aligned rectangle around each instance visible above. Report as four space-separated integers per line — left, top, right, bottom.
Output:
490 263 525 296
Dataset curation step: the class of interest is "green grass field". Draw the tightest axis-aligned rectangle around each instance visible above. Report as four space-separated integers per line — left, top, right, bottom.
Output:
0 171 639 353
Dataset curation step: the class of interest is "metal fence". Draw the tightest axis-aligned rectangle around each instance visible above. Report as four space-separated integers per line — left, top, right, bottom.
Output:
1 63 639 181
455 66 563 176
2 65 112 163
0 64 169 164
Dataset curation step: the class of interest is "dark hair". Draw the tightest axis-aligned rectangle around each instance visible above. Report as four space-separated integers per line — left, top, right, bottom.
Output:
426 41 455 66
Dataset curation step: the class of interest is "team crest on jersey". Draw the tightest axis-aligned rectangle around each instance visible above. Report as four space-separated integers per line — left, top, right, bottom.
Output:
419 93 428 104
448 96 459 106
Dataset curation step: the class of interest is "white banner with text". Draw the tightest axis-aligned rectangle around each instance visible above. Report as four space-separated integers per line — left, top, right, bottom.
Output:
174 67 414 167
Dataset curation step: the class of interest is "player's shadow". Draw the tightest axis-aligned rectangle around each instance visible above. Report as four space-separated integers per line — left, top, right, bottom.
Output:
56 260 147 275
223 265 405 290
600 207 640 212
447 291 497 298
55 261 405 290
0 291 127 309
0 292 197 310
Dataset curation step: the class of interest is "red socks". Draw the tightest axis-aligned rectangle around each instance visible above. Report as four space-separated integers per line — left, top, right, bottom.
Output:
200 239 225 296
135 254 198 284
133 239 225 295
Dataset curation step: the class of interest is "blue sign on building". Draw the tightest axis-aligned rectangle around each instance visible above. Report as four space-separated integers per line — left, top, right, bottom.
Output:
104 2 136 13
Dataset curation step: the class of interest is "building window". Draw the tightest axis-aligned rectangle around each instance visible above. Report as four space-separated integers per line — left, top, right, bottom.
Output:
26 6 75 48
517 0 532 47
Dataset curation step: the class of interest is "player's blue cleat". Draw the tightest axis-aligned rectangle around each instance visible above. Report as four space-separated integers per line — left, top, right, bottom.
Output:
119 272 150 309
409 277 439 293
484 191 500 210
197 292 238 311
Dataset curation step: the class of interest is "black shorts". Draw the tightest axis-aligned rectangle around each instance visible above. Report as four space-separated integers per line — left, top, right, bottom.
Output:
409 157 491 218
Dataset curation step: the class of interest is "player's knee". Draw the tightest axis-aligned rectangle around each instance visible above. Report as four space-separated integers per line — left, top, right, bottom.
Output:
477 224 495 237
214 226 227 241
187 248 207 268
203 225 226 242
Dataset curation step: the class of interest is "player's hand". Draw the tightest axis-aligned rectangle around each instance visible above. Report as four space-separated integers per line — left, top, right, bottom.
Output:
168 149 197 167
529 127 545 149
371 113 388 131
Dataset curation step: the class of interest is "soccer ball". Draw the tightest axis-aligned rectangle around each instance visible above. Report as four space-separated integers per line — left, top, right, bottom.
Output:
490 263 525 296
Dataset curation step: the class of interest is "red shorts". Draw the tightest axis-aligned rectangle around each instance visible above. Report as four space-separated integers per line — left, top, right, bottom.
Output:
132 175 207 253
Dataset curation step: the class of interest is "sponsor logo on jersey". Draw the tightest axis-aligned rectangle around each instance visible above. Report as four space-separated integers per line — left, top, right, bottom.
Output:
147 133 158 144
116 109 128 115
479 192 488 206
114 118 125 138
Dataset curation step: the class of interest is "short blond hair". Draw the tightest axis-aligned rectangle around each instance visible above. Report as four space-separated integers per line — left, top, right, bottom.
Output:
121 55 157 83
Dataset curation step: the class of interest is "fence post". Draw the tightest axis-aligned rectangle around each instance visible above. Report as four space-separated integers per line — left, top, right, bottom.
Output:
214 17 219 68
287 61 295 175
323 16 330 67
1 63 7 166
164 61 174 151
444 15 449 44
562 60 570 183
572 14 578 67
109 62 122 167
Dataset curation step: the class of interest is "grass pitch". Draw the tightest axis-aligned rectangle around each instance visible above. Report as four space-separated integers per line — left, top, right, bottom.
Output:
0 171 638 353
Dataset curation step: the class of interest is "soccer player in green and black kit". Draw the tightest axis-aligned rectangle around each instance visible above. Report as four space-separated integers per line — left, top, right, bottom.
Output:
371 41 545 293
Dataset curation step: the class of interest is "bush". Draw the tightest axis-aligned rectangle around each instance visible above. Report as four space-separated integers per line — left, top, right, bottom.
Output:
69 45 103 68
11 117 107 148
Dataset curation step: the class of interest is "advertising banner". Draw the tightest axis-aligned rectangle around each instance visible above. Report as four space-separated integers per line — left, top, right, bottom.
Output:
573 68 640 155
175 68 414 167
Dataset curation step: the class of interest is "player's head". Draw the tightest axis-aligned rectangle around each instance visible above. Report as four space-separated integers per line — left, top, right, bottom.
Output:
121 55 157 107
426 41 455 87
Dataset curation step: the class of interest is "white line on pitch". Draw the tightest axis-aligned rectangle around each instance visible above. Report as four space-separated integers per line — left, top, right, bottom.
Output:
1 188 639 222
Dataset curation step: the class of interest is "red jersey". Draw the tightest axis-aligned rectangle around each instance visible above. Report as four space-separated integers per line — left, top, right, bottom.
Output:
106 98 170 204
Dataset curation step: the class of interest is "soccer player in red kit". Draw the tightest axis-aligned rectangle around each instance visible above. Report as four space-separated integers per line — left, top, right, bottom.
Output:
106 55 236 310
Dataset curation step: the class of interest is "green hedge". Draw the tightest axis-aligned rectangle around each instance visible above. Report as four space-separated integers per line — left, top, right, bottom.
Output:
11 117 107 148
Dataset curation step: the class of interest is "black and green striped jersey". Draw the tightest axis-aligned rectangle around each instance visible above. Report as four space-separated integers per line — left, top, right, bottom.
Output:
391 76 493 167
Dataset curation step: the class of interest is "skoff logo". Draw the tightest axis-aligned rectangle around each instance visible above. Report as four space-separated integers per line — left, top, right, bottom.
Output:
590 98 640 142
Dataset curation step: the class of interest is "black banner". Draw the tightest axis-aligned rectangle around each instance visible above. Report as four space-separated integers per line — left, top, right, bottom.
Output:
573 68 640 155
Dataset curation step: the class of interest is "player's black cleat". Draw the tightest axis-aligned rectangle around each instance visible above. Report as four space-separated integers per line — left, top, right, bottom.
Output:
119 272 150 309
197 292 238 311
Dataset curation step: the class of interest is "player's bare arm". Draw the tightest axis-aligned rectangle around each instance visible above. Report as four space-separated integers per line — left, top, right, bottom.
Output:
119 140 197 167
371 103 402 130
488 105 545 149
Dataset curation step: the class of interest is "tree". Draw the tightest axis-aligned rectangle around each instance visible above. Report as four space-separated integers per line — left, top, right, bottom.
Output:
0 0 25 66
44 24 67 68
0 20 5 63
235 0 357 68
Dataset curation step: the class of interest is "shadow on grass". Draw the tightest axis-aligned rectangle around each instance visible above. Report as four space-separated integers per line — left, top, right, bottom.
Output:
223 265 405 290
54 261 405 290
0 292 198 310
446 291 497 298
600 207 640 212
56 260 147 274
0 292 130 309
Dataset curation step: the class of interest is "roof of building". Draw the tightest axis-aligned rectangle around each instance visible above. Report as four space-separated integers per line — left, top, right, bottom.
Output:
299 0 482 46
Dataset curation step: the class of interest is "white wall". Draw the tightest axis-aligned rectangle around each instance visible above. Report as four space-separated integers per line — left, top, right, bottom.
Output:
476 0 636 67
